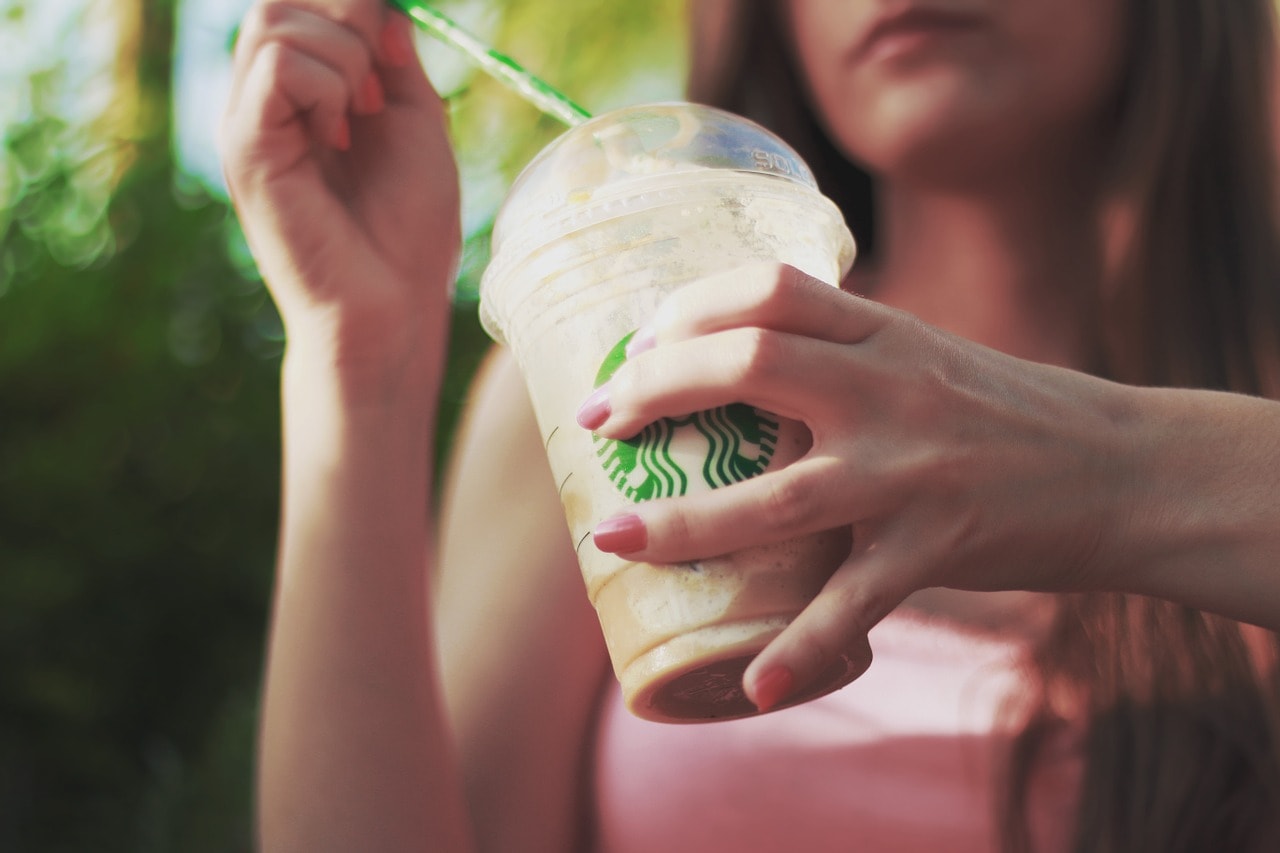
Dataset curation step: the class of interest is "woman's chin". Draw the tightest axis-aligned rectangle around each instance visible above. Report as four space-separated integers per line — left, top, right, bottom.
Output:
842 105 1033 189
823 71 1025 180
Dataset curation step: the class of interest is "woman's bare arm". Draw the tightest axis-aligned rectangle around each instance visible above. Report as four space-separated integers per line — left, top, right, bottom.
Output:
1116 385 1280 629
220 2 481 848
437 347 611 853
258 341 474 853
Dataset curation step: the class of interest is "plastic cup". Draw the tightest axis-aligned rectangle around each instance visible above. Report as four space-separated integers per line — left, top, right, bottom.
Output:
479 102 857 723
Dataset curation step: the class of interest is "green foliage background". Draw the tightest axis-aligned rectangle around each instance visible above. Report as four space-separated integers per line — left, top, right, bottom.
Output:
0 1 685 849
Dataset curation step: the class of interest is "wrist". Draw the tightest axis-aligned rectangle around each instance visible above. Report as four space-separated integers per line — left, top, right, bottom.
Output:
276 333 440 591
1055 374 1153 595
278 321 444 493
1108 386 1280 626
280 299 450 413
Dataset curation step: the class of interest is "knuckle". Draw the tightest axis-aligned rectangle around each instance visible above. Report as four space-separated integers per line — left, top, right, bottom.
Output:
868 310 913 352
324 5 380 49
738 261 810 319
792 590 874 676
815 579 892 659
252 0 290 31
760 470 822 533
603 360 660 429
651 290 688 336
842 583 895 636
231 6 283 69
608 357 646 402
755 260 804 305
247 3 317 50
256 39 295 80
659 507 695 553
327 5 366 32
244 4 373 77
729 327 786 385
256 1 293 31
787 621 831 675
861 303 913 349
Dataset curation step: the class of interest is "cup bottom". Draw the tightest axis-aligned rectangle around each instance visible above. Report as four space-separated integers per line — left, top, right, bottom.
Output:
620 617 857 723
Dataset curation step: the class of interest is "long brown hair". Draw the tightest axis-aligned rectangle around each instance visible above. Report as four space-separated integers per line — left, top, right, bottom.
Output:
687 1 1280 850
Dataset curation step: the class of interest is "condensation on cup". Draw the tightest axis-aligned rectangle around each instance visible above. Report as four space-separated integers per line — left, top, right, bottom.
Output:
479 102 858 723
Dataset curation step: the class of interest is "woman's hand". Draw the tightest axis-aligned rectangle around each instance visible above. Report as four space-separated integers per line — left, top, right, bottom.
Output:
580 262 1143 708
220 0 461 390
221 7 475 850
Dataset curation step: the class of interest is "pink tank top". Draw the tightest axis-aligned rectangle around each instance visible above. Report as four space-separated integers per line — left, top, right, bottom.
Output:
590 609 1082 852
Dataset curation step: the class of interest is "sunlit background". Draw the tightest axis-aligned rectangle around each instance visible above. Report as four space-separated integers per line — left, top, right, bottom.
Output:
0 1 684 848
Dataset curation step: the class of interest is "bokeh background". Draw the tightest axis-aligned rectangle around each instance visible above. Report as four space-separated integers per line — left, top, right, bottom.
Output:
0 1 685 849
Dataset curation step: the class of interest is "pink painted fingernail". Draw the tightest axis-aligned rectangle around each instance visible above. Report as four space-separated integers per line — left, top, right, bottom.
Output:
380 16 416 67
359 72 385 113
594 514 647 554
576 387 611 430
625 326 656 358
333 116 351 151
750 665 795 712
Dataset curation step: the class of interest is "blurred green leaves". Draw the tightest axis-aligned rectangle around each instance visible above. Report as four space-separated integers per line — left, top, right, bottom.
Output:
1 0 139 295
0 0 686 850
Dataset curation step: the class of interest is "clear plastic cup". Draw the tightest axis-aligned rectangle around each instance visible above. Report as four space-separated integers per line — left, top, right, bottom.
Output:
479 102 857 722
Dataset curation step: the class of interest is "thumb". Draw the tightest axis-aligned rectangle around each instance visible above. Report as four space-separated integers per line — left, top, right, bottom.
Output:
743 549 910 712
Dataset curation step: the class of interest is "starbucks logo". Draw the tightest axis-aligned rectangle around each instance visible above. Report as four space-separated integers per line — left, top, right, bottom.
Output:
593 331 779 502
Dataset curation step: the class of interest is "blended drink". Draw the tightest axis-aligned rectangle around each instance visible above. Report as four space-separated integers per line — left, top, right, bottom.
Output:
479 103 857 723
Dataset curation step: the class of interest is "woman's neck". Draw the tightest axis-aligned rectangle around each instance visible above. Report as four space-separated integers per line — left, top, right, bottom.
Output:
850 177 1106 371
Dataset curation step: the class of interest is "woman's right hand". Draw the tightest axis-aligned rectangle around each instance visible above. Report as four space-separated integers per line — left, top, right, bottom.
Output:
220 0 461 389
222 10 476 852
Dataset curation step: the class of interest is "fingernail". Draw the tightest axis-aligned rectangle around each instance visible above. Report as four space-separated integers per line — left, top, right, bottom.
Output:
750 665 794 712
359 72 384 114
594 514 647 554
576 387 611 430
333 116 351 151
625 325 656 358
380 16 416 67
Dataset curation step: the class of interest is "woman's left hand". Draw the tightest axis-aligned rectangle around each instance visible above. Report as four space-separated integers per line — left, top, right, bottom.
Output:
579 262 1143 708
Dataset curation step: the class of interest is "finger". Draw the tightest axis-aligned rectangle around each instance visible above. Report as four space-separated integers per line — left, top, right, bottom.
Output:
375 12 439 107
222 37 356 197
229 2 383 117
592 457 865 563
585 328 853 437
743 547 913 712
626 261 894 357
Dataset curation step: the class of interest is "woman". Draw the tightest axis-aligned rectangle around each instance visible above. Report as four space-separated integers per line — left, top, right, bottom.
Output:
219 0 1280 850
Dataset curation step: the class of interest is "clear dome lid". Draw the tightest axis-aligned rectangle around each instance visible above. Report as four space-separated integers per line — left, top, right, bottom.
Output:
490 102 820 251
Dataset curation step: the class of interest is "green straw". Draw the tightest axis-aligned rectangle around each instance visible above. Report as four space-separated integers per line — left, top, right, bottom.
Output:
389 0 592 127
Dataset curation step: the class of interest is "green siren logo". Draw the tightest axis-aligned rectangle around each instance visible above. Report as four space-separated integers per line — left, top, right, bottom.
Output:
593 331 779 502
